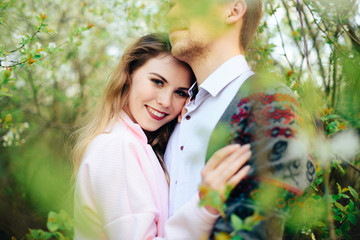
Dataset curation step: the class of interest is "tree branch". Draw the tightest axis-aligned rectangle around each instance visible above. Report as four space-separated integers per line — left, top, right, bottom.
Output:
6 18 45 54
296 0 313 79
303 0 360 71
303 6 328 89
269 1 294 71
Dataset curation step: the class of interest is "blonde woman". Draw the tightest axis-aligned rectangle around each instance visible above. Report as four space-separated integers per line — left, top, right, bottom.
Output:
72 33 251 239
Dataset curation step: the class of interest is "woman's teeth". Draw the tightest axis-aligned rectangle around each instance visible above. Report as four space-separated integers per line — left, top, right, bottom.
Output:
148 106 165 117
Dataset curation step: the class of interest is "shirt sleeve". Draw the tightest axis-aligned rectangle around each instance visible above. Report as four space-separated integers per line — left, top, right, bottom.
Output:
76 133 163 239
165 193 219 239
75 131 218 240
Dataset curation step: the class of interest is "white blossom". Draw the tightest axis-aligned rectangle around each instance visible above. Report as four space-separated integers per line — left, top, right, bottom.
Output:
23 122 30 129
35 42 42 49
48 42 57 49
15 79 26 88
106 45 121 58
1 56 10 67
330 129 360 160
314 129 360 167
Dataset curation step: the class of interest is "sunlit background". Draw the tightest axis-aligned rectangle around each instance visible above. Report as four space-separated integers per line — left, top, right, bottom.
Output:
1 0 359 239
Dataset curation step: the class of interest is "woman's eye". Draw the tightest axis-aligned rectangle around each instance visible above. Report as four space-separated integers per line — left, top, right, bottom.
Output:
151 79 164 86
175 90 189 98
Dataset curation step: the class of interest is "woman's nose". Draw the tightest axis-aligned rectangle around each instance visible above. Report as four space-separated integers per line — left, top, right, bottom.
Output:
157 91 172 108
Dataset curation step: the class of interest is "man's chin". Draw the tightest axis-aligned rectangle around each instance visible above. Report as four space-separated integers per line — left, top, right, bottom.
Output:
170 46 189 62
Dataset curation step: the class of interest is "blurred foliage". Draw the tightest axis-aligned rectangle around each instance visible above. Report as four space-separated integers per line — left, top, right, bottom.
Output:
25 210 73 240
0 0 359 239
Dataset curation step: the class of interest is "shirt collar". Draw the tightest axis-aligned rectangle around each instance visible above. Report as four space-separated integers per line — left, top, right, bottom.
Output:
199 55 251 97
188 82 198 101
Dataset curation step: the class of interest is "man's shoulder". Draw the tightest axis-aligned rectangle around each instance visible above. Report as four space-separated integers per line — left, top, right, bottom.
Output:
239 73 294 97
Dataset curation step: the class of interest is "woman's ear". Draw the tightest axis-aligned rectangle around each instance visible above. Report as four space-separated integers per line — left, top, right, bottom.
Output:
225 0 247 24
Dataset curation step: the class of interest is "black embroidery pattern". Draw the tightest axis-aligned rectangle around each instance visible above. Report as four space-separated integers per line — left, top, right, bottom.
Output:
306 159 316 183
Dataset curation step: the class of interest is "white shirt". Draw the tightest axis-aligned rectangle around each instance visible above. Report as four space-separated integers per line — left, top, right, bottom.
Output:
164 55 254 216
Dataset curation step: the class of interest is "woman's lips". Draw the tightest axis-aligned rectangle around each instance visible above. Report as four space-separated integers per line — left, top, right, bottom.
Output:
146 106 167 121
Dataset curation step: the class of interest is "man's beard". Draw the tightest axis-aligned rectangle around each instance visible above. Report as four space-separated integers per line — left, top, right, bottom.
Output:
171 38 211 65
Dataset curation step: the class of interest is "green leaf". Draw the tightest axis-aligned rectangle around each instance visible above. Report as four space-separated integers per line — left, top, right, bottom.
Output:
348 214 357 225
243 213 262 231
333 214 342 221
348 200 355 211
336 183 342 194
231 214 243 232
330 194 340 203
340 194 350 199
312 194 322 201
320 114 339 121
348 186 359 200
224 184 233 200
231 236 243 240
335 202 346 212
47 211 59 232
26 229 53 240
315 176 324 185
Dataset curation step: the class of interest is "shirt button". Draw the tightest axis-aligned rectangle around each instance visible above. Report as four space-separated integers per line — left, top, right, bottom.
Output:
180 146 184 151
185 115 191 120
175 181 178 184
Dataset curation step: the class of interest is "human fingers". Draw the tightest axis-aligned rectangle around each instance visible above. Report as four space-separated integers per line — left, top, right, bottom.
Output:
201 144 250 189
227 164 251 188
202 144 241 173
208 148 251 190
211 144 251 179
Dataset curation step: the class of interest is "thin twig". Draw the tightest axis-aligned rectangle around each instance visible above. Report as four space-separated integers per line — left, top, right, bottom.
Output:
296 0 313 79
338 21 360 46
303 7 328 89
6 19 45 54
281 0 305 58
0 59 27 68
269 1 294 71
339 156 360 173
26 69 41 116
303 0 360 71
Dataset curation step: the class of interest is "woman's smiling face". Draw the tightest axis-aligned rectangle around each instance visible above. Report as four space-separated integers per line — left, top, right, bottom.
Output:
125 53 192 132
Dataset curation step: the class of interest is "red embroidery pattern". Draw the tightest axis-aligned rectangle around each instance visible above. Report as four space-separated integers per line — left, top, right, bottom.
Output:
230 107 248 125
265 105 295 124
230 93 297 135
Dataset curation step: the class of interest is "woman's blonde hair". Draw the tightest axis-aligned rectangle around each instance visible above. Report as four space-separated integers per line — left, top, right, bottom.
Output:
71 33 195 182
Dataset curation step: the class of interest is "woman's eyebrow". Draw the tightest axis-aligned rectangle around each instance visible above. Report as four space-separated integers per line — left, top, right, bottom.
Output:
150 72 189 90
150 72 167 83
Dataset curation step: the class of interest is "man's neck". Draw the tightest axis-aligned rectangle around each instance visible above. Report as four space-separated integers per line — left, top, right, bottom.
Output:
189 37 244 86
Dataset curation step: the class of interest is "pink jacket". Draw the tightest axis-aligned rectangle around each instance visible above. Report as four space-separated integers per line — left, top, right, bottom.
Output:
74 112 217 239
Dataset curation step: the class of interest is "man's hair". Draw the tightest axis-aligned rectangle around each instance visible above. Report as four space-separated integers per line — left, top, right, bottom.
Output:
240 0 262 50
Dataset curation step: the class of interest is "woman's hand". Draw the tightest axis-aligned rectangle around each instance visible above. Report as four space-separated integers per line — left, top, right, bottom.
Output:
199 144 251 214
